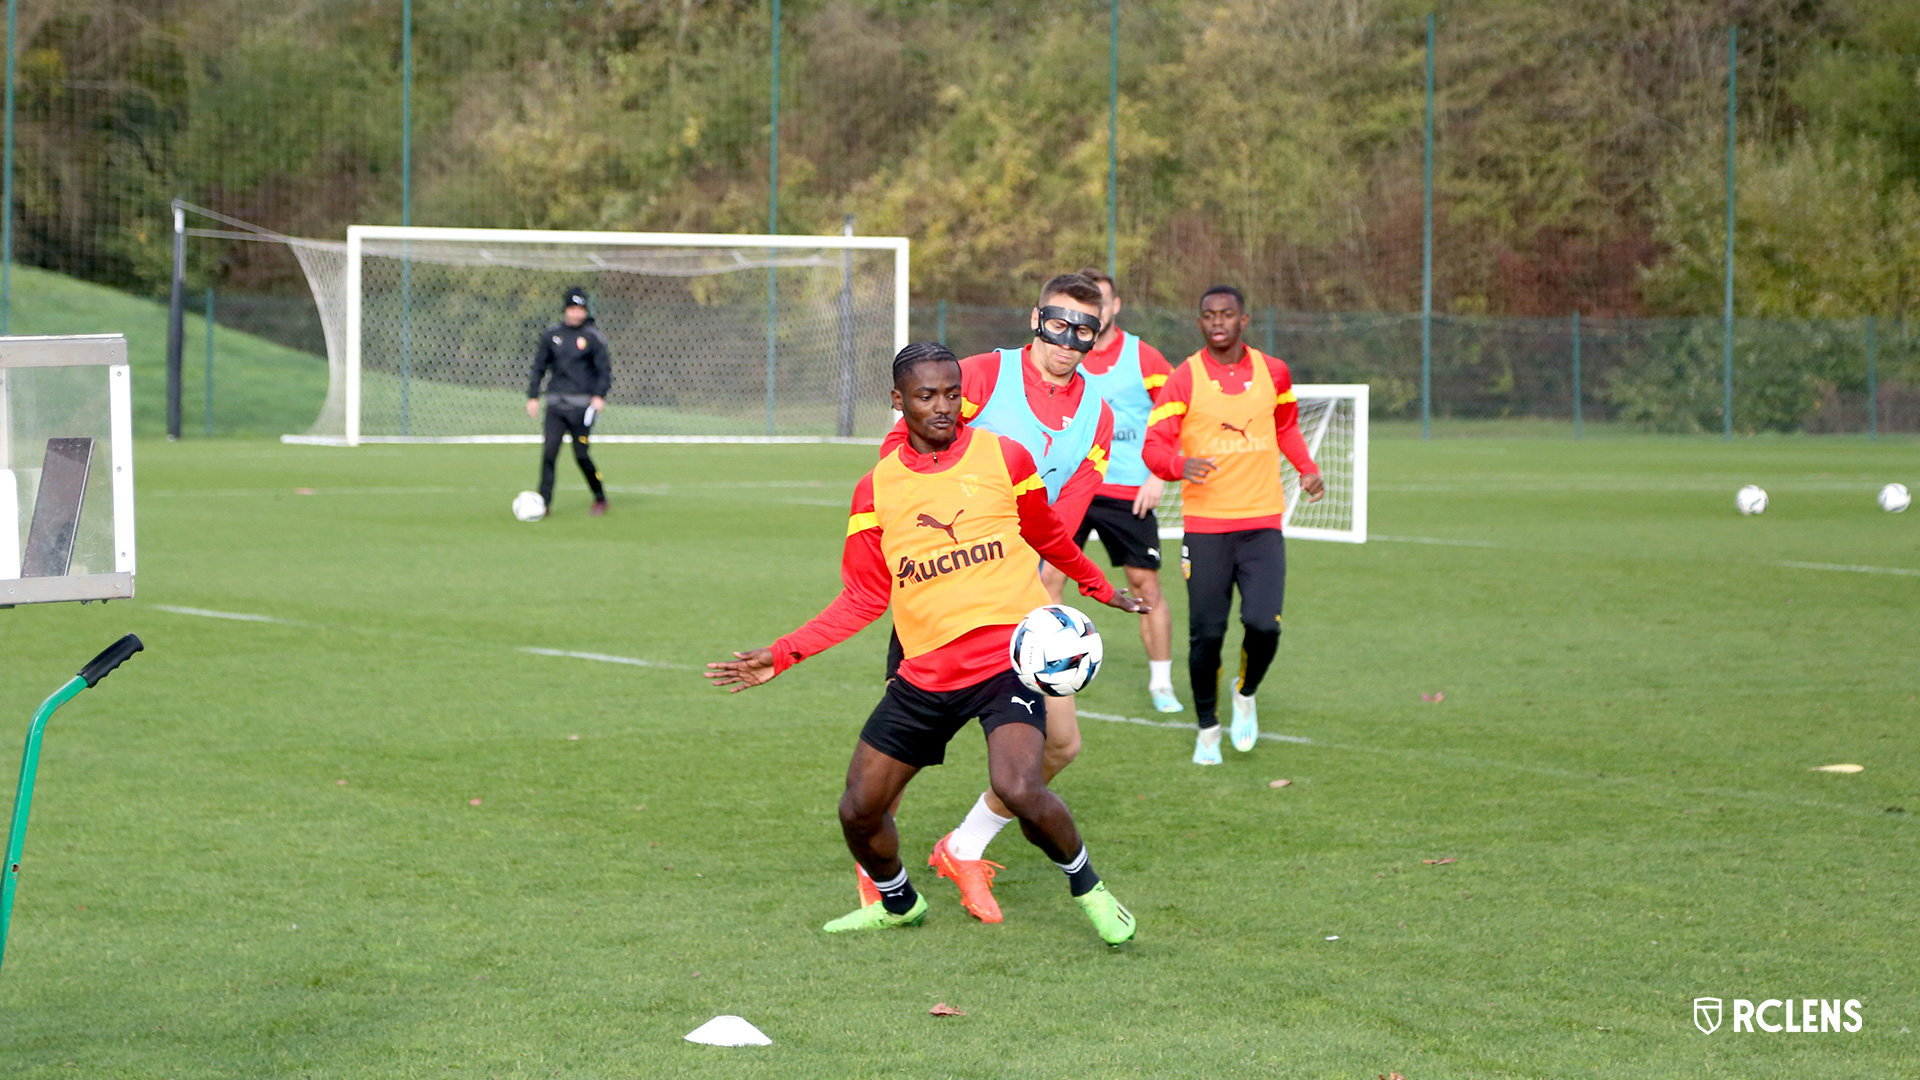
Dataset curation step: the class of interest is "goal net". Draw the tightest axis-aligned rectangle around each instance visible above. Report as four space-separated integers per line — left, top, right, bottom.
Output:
284 226 910 445
1153 384 1369 543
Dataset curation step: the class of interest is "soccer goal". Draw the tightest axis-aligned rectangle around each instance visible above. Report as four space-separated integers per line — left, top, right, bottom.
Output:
282 226 910 446
1153 384 1369 544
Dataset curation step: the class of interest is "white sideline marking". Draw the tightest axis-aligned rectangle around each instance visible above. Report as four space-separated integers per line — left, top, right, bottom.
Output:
1774 560 1920 578
1078 709 1314 745
155 604 302 624
519 647 682 669
1369 534 1501 548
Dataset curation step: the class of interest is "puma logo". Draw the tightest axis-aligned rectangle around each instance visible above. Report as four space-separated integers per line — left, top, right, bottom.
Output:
915 509 964 544
1012 697 1035 714
1219 419 1253 440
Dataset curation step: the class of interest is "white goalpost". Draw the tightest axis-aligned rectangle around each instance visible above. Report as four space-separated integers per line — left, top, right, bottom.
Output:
1153 383 1369 544
283 225 911 446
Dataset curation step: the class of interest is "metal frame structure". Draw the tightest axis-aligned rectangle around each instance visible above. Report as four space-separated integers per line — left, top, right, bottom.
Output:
0 334 135 605
309 225 911 447
1154 383 1370 545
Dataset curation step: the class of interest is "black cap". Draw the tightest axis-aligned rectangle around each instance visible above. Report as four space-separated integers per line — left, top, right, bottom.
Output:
563 285 589 310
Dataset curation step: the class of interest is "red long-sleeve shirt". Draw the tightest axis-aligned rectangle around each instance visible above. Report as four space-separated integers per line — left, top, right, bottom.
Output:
1143 347 1319 533
880 348 1113 536
771 425 1118 692
1079 332 1174 500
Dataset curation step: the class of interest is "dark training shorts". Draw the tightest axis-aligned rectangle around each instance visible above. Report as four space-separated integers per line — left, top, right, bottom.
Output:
860 668 1047 769
1181 527 1287 638
1074 493 1164 570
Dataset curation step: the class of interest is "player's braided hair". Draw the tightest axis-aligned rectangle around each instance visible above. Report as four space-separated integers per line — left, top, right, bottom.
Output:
892 341 960 385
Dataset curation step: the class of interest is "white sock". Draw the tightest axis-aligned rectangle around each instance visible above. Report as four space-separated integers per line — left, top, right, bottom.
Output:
1148 660 1173 690
1196 725 1222 748
948 793 1013 861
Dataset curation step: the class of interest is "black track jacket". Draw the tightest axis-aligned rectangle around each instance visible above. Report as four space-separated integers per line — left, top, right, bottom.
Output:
528 321 613 399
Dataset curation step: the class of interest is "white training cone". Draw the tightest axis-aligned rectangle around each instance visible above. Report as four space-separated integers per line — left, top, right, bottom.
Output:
684 1015 771 1046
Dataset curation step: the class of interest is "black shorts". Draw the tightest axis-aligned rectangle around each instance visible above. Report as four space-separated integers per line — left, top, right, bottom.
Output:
1181 528 1286 638
860 668 1047 769
1074 493 1164 570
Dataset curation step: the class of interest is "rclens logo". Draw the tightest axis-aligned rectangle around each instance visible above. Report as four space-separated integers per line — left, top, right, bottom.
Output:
1694 997 1862 1034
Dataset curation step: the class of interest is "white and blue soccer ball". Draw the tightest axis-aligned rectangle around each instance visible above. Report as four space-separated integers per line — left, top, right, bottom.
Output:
1735 485 1768 516
1878 483 1910 514
511 490 547 522
1010 604 1103 697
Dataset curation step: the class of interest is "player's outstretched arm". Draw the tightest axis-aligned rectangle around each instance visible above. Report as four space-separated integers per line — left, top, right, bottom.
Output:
705 649 778 692
1001 439 1149 616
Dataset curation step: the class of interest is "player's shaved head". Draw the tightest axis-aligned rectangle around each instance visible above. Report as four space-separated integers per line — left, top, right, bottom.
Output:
1201 284 1245 313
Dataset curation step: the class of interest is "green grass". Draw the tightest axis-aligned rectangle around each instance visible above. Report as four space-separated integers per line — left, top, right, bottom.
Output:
2 435 1917 1077
6 266 329 437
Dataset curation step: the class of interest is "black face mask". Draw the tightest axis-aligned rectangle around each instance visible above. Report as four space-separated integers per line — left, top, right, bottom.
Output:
1034 305 1100 353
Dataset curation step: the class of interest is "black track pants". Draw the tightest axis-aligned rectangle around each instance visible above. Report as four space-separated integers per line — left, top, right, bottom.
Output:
1182 528 1286 725
540 403 606 506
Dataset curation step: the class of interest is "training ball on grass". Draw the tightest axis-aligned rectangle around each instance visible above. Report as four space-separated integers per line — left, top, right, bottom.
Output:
1010 605 1103 697
511 490 546 522
1878 483 1910 513
1735 485 1768 516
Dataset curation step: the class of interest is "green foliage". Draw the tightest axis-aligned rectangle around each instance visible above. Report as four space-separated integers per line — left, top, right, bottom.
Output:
8 0 1919 320
1643 135 1920 320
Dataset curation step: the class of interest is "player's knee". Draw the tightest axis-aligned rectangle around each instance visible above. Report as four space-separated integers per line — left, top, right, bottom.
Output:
1043 729 1081 772
837 788 887 835
989 774 1046 818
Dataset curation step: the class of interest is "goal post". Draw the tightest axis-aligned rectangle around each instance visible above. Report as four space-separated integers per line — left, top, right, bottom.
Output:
290 226 911 446
1153 383 1369 544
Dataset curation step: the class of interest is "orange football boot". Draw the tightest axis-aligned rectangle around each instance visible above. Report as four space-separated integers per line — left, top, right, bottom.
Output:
855 863 881 908
929 832 1004 923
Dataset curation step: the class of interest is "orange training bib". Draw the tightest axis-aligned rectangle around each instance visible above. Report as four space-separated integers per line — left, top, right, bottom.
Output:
1177 348 1285 524
872 432 1049 658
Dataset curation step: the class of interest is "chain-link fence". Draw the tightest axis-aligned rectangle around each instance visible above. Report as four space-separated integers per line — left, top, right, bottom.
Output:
2 2 1915 436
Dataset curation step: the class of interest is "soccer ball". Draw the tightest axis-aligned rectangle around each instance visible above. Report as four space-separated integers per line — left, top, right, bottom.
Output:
511 490 546 522
1880 483 1911 513
1010 605 1103 697
1735 485 1768 516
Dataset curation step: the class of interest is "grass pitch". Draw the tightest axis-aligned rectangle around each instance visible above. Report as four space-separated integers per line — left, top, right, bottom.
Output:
2 434 1916 1078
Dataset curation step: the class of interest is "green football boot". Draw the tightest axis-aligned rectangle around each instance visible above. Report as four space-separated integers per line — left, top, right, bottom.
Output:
1075 882 1137 945
823 893 929 933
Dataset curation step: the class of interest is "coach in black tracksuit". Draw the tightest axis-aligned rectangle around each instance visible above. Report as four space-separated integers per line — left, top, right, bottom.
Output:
526 284 612 517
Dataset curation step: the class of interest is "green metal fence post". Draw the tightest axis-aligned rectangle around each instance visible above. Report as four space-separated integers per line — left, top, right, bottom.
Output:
764 0 781 436
2 0 14 335
204 288 215 437
1421 12 1435 441
1722 25 1736 442
399 0 413 436
1264 306 1275 357
1106 0 1118 277
1866 314 1877 441
1572 310 1582 440
936 298 947 345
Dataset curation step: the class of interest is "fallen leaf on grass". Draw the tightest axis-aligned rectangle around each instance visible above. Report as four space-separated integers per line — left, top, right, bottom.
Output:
1269 779 1292 788
1813 763 1863 773
468 798 482 806
567 735 580 741
293 487 315 495
1421 692 1444 703
929 1003 966 1017
335 779 347 786
1422 858 1456 865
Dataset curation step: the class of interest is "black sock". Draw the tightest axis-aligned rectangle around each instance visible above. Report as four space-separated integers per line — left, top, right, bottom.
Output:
873 867 918 914
1237 626 1281 696
1190 632 1225 726
1053 846 1102 898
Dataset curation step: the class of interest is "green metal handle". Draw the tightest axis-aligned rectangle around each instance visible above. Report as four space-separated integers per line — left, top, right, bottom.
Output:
1 675 86 976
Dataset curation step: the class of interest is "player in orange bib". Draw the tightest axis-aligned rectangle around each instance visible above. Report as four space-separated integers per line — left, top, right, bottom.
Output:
1142 286 1324 764
707 343 1145 945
